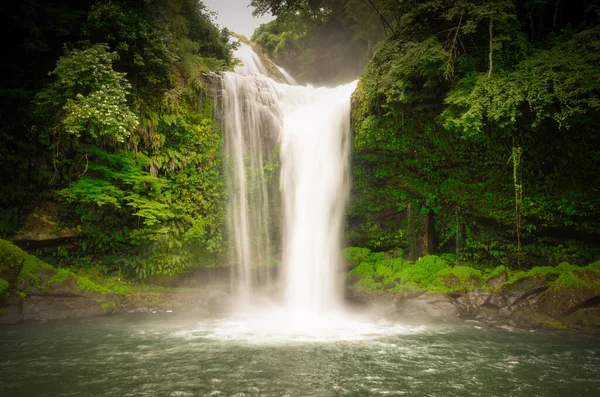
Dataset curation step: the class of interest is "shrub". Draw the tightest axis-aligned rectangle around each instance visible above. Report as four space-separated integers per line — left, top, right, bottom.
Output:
343 247 372 268
399 255 449 287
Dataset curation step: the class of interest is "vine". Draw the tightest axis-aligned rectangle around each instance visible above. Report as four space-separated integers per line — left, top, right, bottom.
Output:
511 146 523 265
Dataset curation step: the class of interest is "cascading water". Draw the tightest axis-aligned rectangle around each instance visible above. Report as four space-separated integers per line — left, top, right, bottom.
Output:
222 42 356 312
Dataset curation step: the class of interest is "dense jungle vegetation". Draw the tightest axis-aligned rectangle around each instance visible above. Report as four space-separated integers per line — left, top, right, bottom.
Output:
0 0 236 278
252 0 600 270
1 0 599 287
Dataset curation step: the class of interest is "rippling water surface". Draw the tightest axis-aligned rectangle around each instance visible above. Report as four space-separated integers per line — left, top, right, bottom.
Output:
1 313 599 396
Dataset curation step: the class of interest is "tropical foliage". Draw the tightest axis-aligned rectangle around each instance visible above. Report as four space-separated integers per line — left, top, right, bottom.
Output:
256 0 600 269
0 0 235 277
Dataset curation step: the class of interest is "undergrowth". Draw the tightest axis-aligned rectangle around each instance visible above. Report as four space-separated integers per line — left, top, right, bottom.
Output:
345 247 600 295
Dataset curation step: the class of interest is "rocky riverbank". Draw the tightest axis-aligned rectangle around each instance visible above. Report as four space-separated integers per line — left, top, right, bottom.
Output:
345 249 600 334
0 239 231 325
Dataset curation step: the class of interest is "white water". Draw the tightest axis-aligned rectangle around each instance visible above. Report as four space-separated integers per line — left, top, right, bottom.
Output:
222 43 356 313
277 65 299 85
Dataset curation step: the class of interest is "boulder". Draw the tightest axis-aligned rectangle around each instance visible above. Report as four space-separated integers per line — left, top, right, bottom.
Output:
0 294 23 325
207 291 232 314
396 293 458 318
535 288 599 318
561 306 600 328
485 272 508 290
22 294 119 321
510 311 567 330
121 297 150 313
369 298 397 316
487 276 547 309
18 269 82 296
453 288 491 314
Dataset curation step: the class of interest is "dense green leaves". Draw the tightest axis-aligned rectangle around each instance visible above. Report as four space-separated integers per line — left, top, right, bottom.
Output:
1 0 234 278
35 44 139 143
347 0 600 267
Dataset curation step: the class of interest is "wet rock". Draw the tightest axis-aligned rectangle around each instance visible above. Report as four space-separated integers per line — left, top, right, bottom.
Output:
44 275 81 296
485 272 508 290
121 297 150 313
0 305 23 325
0 294 23 325
13 201 79 242
396 293 458 318
561 306 600 328
475 306 500 322
487 276 547 308
18 269 82 296
22 294 119 321
0 240 26 283
453 288 490 314
535 288 598 318
369 298 397 316
510 311 567 330
207 292 232 314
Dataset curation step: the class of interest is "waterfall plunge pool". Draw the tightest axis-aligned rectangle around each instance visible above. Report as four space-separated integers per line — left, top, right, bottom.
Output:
1 313 599 396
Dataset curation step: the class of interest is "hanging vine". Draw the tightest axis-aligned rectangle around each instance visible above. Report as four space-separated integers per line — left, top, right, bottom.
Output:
511 146 523 265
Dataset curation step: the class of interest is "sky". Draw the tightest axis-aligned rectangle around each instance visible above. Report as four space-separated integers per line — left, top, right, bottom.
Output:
203 0 274 39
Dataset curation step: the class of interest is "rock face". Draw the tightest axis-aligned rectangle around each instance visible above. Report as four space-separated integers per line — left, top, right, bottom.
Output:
22 295 119 321
396 294 458 318
0 289 217 324
535 288 598 317
13 202 78 243
486 276 547 309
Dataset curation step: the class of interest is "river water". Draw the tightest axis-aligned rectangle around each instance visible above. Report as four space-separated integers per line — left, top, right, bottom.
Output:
1 313 599 396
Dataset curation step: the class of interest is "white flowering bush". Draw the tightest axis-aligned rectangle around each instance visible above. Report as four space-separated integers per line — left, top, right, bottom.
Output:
36 43 138 143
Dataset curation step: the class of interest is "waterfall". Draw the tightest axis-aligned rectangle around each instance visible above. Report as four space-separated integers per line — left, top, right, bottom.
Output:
221 43 356 312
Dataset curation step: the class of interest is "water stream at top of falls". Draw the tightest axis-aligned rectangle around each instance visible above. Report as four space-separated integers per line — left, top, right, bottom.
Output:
222 43 356 313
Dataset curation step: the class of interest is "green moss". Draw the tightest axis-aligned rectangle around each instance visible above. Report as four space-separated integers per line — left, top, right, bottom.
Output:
0 278 9 294
368 252 387 262
47 268 75 286
353 275 385 293
513 311 568 330
551 272 587 290
484 265 510 281
437 266 482 291
345 249 600 296
393 282 423 294
374 262 396 282
76 276 108 293
525 266 560 280
19 256 53 285
0 239 28 275
343 247 372 267
399 255 449 287
349 261 375 277
100 301 117 314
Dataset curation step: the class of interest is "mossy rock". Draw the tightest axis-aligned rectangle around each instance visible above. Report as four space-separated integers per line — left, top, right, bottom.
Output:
438 266 482 290
0 239 28 283
488 276 548 308
536 287 598 318
483 265 509 290
511 310 568 330
0 278 9 294
562 306 600 328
